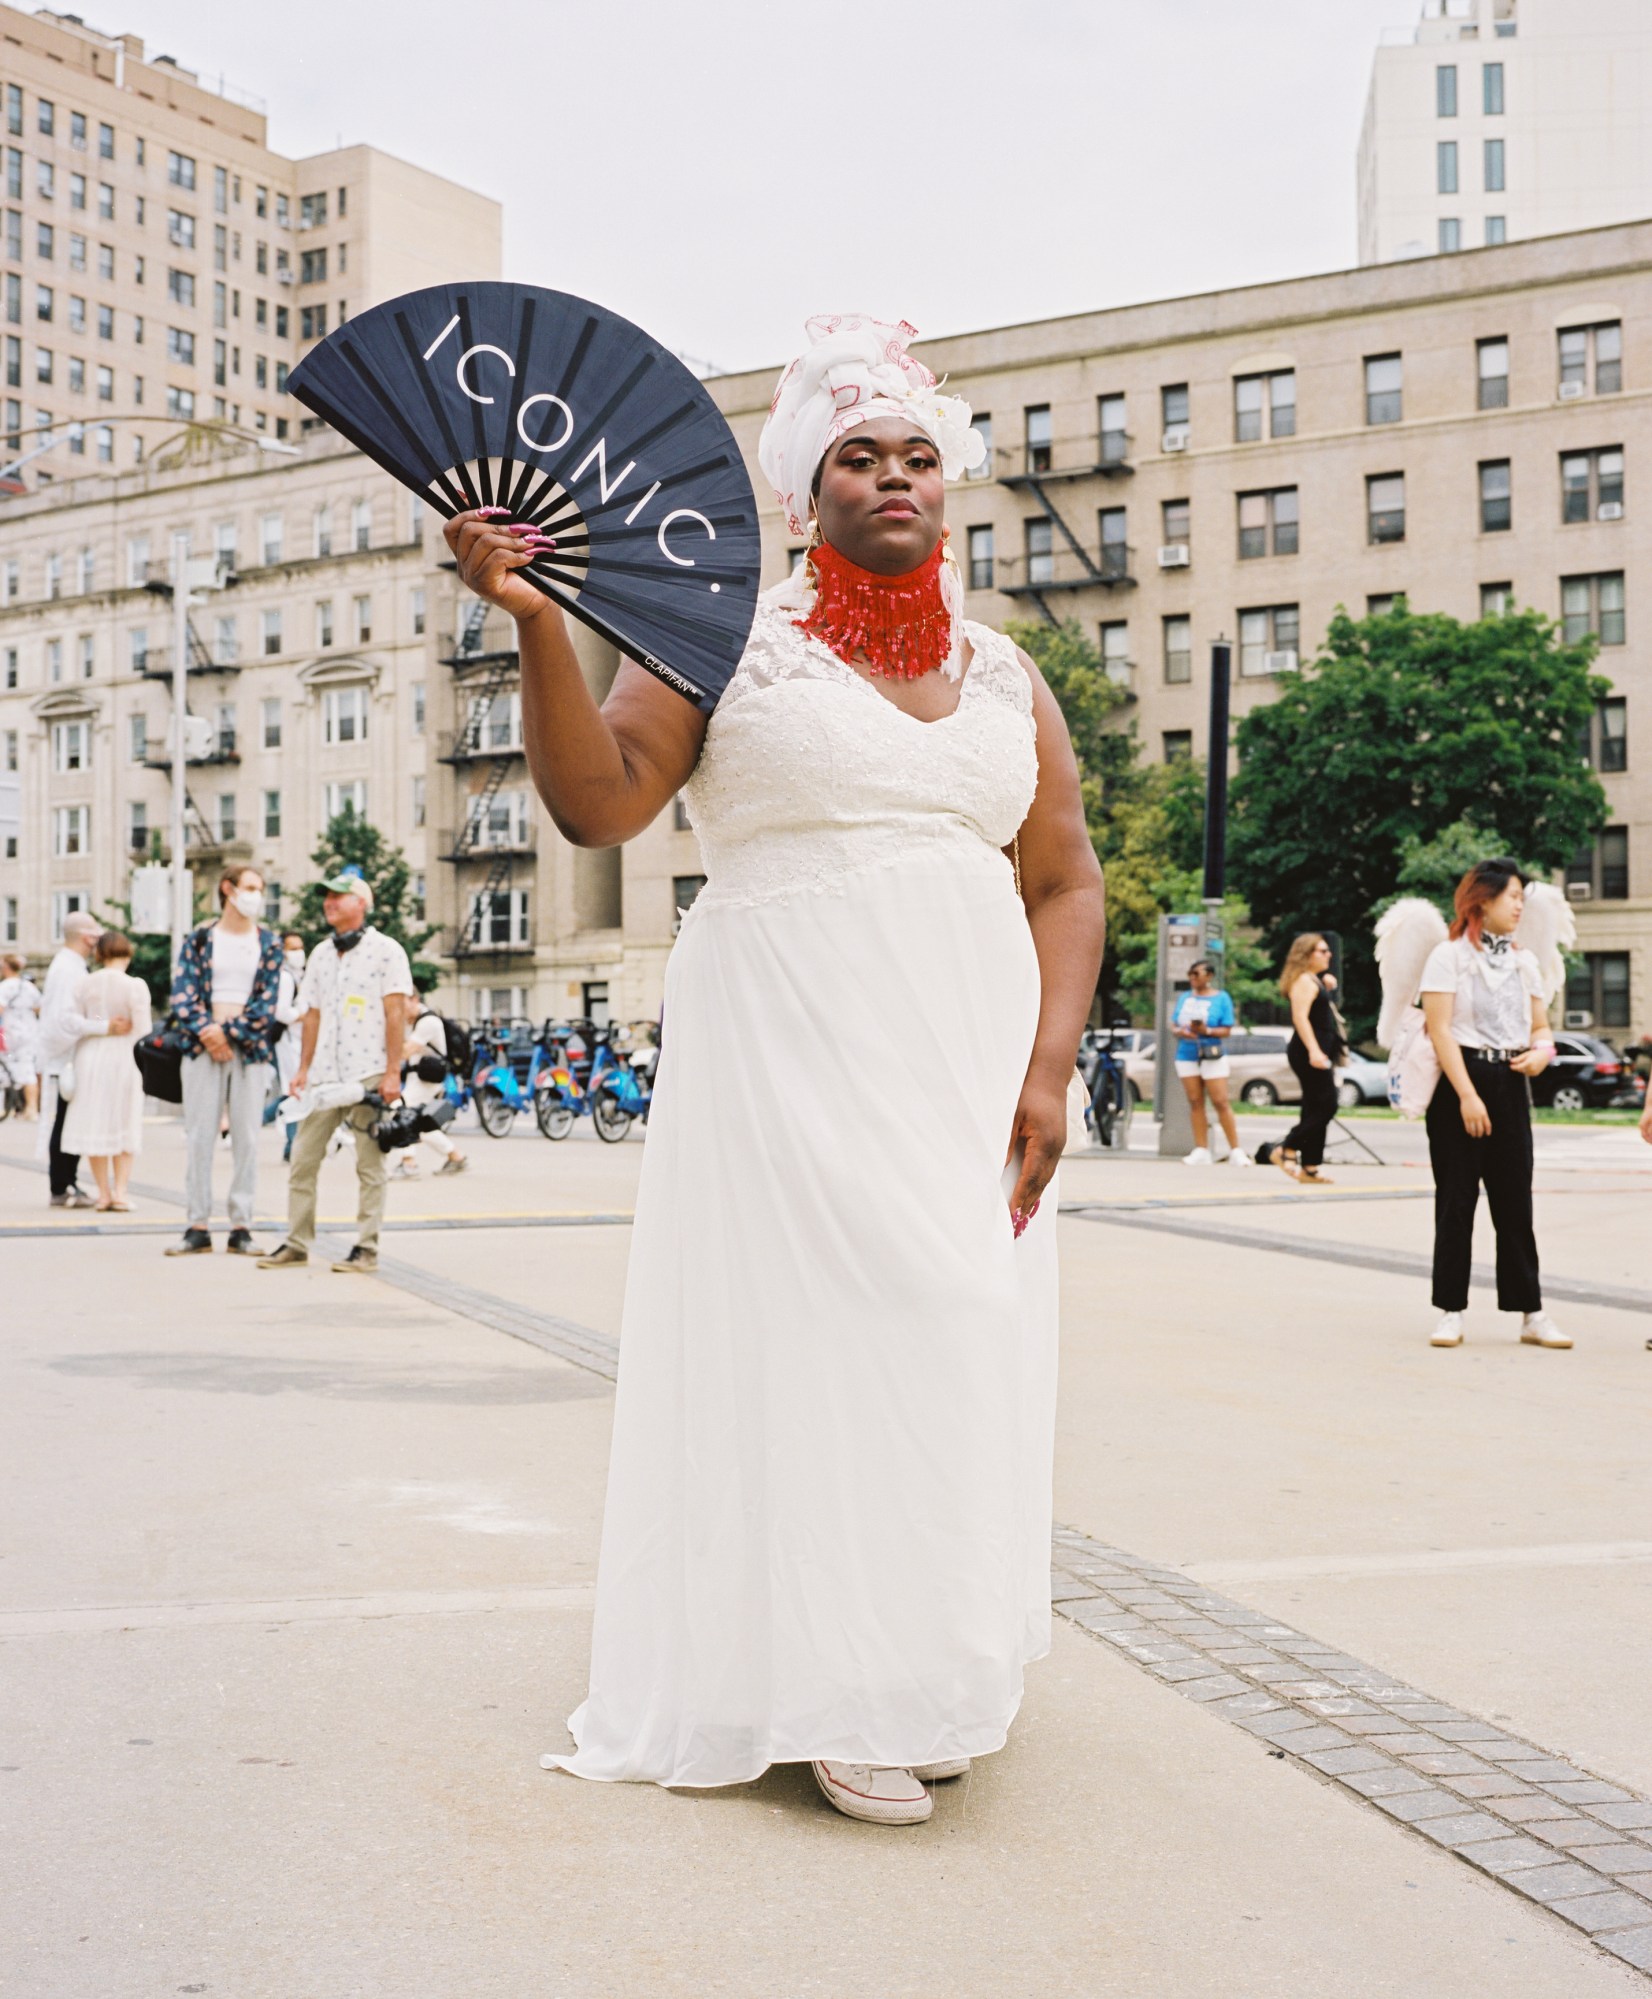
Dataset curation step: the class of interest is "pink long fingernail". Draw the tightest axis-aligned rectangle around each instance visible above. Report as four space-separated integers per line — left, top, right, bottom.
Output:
476 505 510 517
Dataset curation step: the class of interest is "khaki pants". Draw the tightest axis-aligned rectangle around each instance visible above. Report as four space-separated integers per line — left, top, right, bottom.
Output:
282 1078 388 1255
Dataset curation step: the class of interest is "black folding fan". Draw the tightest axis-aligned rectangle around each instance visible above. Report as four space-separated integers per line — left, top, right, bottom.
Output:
287 282 761 712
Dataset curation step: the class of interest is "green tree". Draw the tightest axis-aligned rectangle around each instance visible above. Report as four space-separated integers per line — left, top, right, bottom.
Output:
1006 620 1272 1022
1229 605 1609 1031
294 804 441 991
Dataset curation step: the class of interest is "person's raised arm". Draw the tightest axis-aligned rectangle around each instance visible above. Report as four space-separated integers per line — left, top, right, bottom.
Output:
444 511 709 848
1003 650 1107 1223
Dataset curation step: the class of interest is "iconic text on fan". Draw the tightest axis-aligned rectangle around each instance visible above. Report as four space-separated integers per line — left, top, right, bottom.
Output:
421 312 719 575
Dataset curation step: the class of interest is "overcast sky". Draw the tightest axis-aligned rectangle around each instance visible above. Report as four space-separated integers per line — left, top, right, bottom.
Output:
118 0 1417 374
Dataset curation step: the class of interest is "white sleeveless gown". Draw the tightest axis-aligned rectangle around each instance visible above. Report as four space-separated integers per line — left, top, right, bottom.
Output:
545 585 1059 1786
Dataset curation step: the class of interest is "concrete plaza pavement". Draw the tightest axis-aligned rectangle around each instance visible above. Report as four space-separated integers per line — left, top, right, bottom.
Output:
2 1104 1650 1995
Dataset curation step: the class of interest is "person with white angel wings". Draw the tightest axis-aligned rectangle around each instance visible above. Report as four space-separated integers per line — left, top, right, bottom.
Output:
1376 859 1573 1350
443 315 1106 1826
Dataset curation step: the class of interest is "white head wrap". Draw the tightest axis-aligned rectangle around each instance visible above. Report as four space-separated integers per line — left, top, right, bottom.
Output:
758 314 987 537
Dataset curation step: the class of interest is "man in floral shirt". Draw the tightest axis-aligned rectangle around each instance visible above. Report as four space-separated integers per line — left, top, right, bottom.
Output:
165 866 285 1257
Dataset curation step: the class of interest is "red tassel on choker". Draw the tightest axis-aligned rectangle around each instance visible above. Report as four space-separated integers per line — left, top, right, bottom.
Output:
796 540 951 680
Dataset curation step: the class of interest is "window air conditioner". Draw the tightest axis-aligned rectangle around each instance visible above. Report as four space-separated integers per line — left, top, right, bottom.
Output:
1564 1009 1595 1030
1565 880 1593 901
278 270 295 286
1264 649 1299 673
1162 427 1189 452
1157 545 1191 568
1599 501 1624 520
1558 380 1586 400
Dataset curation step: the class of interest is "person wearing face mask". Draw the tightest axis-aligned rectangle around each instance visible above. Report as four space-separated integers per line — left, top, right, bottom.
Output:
272 930 308 1162
165 866 284 1257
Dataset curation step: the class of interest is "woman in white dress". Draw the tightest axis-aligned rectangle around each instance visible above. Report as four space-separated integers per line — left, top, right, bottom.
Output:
0 953 43 1119
446 315 1105 1826
60 931 150 1210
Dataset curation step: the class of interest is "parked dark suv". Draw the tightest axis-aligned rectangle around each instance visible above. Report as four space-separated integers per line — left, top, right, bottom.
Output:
1528 1033 1632 1110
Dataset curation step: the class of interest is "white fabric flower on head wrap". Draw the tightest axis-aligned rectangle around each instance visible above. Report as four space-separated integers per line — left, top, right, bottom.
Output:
758 313 987 537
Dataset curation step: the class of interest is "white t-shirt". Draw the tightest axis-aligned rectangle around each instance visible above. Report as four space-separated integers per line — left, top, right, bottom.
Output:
296 927 414 1085
1419 935 1542 1050
209 924 261 1011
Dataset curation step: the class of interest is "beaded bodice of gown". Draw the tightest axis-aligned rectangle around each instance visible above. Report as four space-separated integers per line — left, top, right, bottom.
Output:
681 583 1040 911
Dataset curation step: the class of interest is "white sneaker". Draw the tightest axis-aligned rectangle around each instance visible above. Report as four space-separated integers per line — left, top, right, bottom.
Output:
1227 1148 1253 1168
1431 1313 1465 1347
910 1758 970 1781
812 1760 933 1825
1520 1311 1572 1350
1182 1147 1213 1167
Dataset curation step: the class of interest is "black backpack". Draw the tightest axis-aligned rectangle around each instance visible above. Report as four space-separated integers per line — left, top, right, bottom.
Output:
440 1014 473 1078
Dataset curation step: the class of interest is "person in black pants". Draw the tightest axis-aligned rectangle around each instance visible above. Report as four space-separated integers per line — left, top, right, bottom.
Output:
1419 859 1568 1350
1275 934 1341 1183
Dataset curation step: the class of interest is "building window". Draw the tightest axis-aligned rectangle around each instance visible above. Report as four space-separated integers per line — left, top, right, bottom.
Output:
127 800 148 854
966 524 994 591
966 413 992 479
78 633 94 679
260 513 284 565
1479 460 1512 532
411 588 426 636
167 151 197 191
1569 828 1629 901
1097 393 1127 467
1437 141 1458 195
1161 383 1189 443
1436 64 1457 117
299 247 328 286
1238 606 1300 677
1161 498 1190 555
213 614 238 666
1484 139 1505 193
1477 338 1509 409
2 646 14 688
129 627 150 672
1365 354 1403 425
1561 448 1624 523
312 506 332 558
316 599 334 648
1163 616 1192 683
1099 621 1131 686
1480 581 1513 618
1561 572 1625 646
50 892 88 934
1367 594 1402 617
1237 487 1298 559
262 698 282 749
262 609 283 657
2 723 15 766
1025 517 1053 585
166 385 195 420
1566 952 1630 1030
324 779 367 820
411 774 426 828
53 804 90 856
1559 322 1622 397
353 595 372 644
1097 507 1128 580
263 789 281 838
1485 216 1507 246
1483 62 1505 115
1233 369 1295 442
51 720 89 771
1024 405 1051 475
47 638 63 684
1163 731 1193 763
467 887 530 949
1585 697 1628 773
1438 218 1461 253
323 685 369 744
352 500 371 552
1367 474 1406 543
2 898 14 944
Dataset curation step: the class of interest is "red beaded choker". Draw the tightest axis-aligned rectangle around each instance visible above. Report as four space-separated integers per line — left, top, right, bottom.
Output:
796 539 952 680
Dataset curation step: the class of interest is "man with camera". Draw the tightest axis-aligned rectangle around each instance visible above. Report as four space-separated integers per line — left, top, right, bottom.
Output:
257 871 413 1276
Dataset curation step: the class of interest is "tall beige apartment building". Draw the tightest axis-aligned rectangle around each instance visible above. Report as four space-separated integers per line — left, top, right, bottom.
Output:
1359 0 1652 266
0 4 499 469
